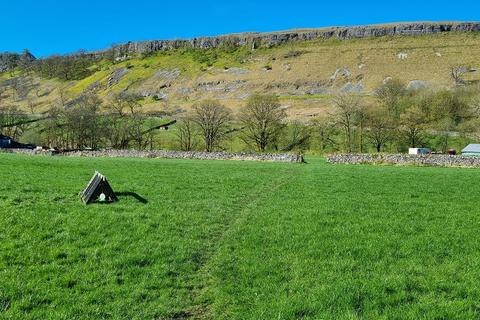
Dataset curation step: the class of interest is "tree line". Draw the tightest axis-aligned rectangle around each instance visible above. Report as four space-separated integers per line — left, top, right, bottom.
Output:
0 91 304 152
174 80 480 154
321 79 480 154
1 92 160 150
3 47 478 154
2 78 480 154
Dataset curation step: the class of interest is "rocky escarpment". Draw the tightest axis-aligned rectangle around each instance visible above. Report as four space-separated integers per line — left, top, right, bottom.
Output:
2 22 480 64
100 22 480 57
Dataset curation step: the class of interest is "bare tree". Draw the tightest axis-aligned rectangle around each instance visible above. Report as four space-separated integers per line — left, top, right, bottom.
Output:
332 93 362 152
311 116 337 153
400 105 428 147
282 121 310 152
355 103 368 153
192 100 232 152
374 78 406 118
238 94 286 152
64 94 102 149
42 106 67 148
366 107 393 152
105 92 146 149
459 117 480 142
451 66 468 86
435 117 455 154
0 105 28 139
175 114 197 151
460 96 480 142
121 94 146 149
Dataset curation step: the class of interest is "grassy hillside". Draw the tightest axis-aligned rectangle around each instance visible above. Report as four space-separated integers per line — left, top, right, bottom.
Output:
2 32 480 120
2 154 480 318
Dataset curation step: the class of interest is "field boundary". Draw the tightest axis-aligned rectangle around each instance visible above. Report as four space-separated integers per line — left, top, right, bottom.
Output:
327 153 480 167
1 148 304 163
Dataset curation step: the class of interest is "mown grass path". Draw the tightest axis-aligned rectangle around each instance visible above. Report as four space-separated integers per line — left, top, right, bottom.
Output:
1 154 480 319
187 166 297 319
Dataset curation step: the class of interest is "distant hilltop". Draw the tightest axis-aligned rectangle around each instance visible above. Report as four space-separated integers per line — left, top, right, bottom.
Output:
2 21 480 63
102 21 480 58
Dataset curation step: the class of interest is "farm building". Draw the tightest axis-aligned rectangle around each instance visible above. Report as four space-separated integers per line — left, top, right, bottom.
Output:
0 135 12 148
461 144 480 156
0 134 36 149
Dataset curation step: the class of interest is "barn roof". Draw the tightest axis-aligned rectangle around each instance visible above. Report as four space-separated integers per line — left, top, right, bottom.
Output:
462 144 480 153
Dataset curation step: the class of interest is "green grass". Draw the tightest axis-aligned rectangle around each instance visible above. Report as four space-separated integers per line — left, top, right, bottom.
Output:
67 70 110 95
278 93 335 101
1 154 480 319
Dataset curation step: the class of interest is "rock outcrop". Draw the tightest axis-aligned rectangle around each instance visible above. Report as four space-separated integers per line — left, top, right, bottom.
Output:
96 22 480 58
406 80 428 91
2 22 480 69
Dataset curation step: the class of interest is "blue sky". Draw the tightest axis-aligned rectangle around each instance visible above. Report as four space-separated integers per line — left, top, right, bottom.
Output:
1 0 479 57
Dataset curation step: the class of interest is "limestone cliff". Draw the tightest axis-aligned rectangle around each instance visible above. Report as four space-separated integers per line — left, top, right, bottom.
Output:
104 22 480 57
2 22 480 63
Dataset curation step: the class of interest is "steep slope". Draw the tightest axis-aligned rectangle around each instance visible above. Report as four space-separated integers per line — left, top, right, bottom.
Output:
1 23 480 120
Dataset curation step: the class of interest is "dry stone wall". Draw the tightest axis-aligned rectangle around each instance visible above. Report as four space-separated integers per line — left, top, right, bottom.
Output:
60 150 304 162
1 148 304 163
327 154 480 168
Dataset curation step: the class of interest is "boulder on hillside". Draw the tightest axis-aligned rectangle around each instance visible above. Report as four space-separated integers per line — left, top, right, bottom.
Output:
330 67 351 81
383 77 393 84
342 81 364 93
223 67 250 75
407 80 428 91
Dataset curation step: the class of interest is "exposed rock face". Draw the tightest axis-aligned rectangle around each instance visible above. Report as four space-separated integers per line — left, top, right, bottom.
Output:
154 69 181 81
2 22 480 71
330 67 351 81
107 68 128 87
92 22 480 58
342 81 364 93
223 67 250 75
2 21 480 69
195 80 247 92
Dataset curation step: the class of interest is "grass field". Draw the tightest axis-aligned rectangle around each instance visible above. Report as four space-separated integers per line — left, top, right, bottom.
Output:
1 154 480 319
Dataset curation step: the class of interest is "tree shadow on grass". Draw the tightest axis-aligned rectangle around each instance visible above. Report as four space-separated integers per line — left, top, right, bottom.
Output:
115 191 148 204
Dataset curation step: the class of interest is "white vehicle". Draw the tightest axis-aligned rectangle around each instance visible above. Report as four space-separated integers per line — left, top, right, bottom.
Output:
408 148 431 155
